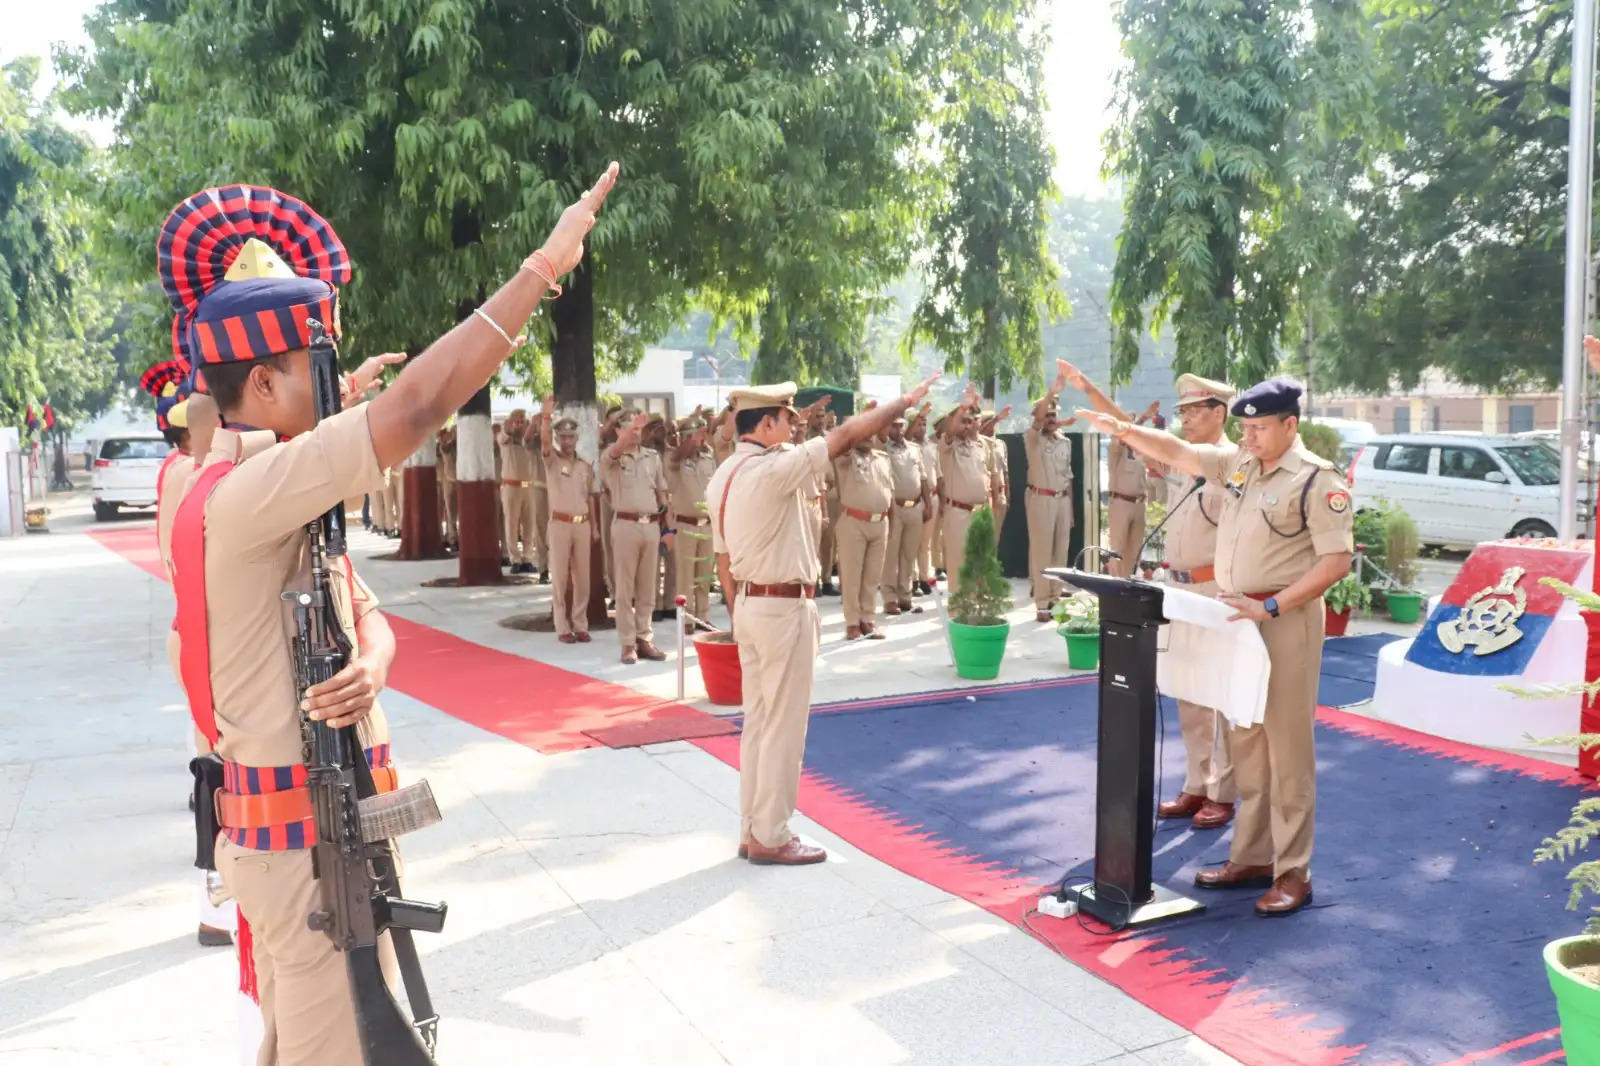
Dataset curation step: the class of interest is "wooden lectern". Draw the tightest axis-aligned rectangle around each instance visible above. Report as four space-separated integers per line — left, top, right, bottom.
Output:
1043 567 1205 928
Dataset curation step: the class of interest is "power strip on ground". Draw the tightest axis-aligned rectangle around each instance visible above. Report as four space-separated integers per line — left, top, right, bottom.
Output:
1037 893 1077 920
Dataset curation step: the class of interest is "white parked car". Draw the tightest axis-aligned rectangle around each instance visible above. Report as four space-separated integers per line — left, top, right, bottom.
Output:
1346 433 1583 546
92 436 170 521
1307 416 1377 470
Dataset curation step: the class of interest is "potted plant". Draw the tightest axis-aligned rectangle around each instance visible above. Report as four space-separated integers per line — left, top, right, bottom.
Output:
1506 579 1600 1060
692 630 743 705
1381 507 1424 623
1052 595 1100 670
947 506 1012 680
1322 574 1371 637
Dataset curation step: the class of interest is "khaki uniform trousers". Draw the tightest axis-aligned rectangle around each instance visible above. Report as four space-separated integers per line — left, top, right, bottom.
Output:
919 493 941 580
611 518 660 649
217 835 398 1066
1026 489 1074 608
819 493 841 580
941 505 975 594
735 592 821 847
1174 579 1236 803
836 513 887 628
1106 496 1145 579
1228 597 1322 878
501 483 535 565
439 478 458 545
880 502 923 606
531 486 550 568
674 522 713 620
369 481 393 531
548 518 592 637
599 494 615 595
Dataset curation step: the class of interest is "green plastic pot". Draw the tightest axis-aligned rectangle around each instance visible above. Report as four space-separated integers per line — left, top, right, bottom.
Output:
949 620 1010 680
1387 590 1424 624
1546 935 1600 1063
1063 630 1099 670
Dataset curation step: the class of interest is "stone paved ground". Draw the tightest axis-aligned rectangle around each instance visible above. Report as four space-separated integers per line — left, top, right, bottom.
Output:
1 487 1449 1065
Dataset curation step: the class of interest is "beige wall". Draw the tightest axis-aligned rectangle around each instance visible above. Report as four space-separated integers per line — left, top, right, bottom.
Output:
1319 394 1559 434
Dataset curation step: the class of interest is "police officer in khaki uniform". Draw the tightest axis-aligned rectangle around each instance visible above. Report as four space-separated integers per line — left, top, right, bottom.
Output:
1024 366 1077 622
937 394 994 595
1066 360 1240 827
1077 378 1353 917
538 394 598 643
603 412 672 663
912 411 941 591
833 431 894 639
707 373 937 865
437 423 459 551
979 405 1012 532
879 413 932 615
668 413 717 629
501 408 540 574
162 168 616 1063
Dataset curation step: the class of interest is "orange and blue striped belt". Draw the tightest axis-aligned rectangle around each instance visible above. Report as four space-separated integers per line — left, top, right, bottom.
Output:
217 745 396 851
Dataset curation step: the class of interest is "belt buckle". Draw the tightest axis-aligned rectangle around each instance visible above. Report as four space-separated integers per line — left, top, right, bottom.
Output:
573 515 586 524
871 513 883 522
1173 571 1191 584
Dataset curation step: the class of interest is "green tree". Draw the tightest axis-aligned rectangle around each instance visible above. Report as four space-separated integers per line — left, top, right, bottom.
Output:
910 0 1063 400
1310 0 1581 393
1106 0 1370 386
0 59 106 427
60 0 940 404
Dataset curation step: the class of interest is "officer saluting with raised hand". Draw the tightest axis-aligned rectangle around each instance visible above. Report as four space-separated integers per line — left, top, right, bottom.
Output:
1076 379 1353 917
163 164 618 1064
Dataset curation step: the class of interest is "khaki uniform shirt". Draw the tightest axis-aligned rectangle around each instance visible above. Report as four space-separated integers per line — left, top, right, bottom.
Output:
501 430 536 483
984 435 1009 497
712 429 736 467
920 439 941 498
545 450 595 517
708 437 831 585
668 449 716 521
1023 428 1073 493
938 436 992 508
1194 441 1354 594
157 451 196 578
834 447 895 514
181 407 387 768
1161 471 1227 571
601 445 666 516
884 438 926 505
438 439 456 484
1109 440 1148 499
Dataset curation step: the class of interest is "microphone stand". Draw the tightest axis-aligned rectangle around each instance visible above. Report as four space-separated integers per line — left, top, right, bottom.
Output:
1134 476 1206 577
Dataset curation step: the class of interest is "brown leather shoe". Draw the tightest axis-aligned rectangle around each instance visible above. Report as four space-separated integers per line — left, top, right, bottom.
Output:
746 837 827 865
1255 872 1313 916
1192 800 1235 830
1157 792 1205 819
558 632 578 644
1036 610 1051 623
736 832 754 859
884 603 902 616
861 622 886 640
621 649 638 664
575 631 592 643
846 625 862 640
1194 861 1275 890
198 923 233 947
636 640 667 661
899 601 922 614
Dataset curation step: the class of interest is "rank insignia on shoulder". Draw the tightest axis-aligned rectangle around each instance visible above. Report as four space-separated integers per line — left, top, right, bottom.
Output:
1327 490 1351 513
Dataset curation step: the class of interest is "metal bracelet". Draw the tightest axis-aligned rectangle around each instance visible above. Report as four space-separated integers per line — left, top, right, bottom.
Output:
471 306 516 347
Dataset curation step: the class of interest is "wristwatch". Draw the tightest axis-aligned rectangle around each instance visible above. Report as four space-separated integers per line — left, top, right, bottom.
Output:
1263 596 1281 618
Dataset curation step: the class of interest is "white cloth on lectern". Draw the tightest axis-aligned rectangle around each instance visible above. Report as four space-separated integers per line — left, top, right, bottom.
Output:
1155 584 1271 728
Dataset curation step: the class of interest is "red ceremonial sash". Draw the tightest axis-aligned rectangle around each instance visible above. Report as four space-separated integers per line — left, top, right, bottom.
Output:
171 462 234 747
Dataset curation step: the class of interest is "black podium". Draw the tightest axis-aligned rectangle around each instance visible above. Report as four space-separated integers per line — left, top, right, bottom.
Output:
1043 568 1205 928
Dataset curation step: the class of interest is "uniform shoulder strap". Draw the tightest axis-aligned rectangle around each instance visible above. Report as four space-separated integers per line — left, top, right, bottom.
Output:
172 461 235 747
717 453 763 541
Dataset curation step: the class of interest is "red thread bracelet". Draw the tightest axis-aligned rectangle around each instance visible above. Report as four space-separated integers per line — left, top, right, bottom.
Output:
521 251 563 298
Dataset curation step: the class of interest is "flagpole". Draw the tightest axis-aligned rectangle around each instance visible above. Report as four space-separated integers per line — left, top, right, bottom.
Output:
1560 0 1598 543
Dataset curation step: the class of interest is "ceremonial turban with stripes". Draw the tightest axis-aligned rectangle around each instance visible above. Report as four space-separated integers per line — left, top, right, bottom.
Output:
157 185 351 365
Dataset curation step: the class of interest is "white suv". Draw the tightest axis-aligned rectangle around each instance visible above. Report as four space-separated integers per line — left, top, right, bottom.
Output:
1346 433 1583 546
92 436 169 521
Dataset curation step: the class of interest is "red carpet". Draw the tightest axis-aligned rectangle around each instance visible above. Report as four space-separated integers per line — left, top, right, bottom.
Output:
87 523 163 581
89 524 733 753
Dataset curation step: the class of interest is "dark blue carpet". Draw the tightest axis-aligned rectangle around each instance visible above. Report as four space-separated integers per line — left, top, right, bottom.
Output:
1317 633 1390 708
801 663 1584 1064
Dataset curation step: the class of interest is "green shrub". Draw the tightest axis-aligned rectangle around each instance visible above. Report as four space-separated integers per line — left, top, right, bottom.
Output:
1298 423 1343 466
949 506 1011 626
1052 595 1099 634
1383 507 1420 590
1324 573 1372 614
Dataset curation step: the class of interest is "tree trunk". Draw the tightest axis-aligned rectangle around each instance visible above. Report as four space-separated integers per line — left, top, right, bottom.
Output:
398 436 446 560
455 384 501 585
550 259 609 626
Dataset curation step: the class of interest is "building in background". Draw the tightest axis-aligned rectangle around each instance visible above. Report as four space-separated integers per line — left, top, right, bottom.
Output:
1313 370 1561 435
